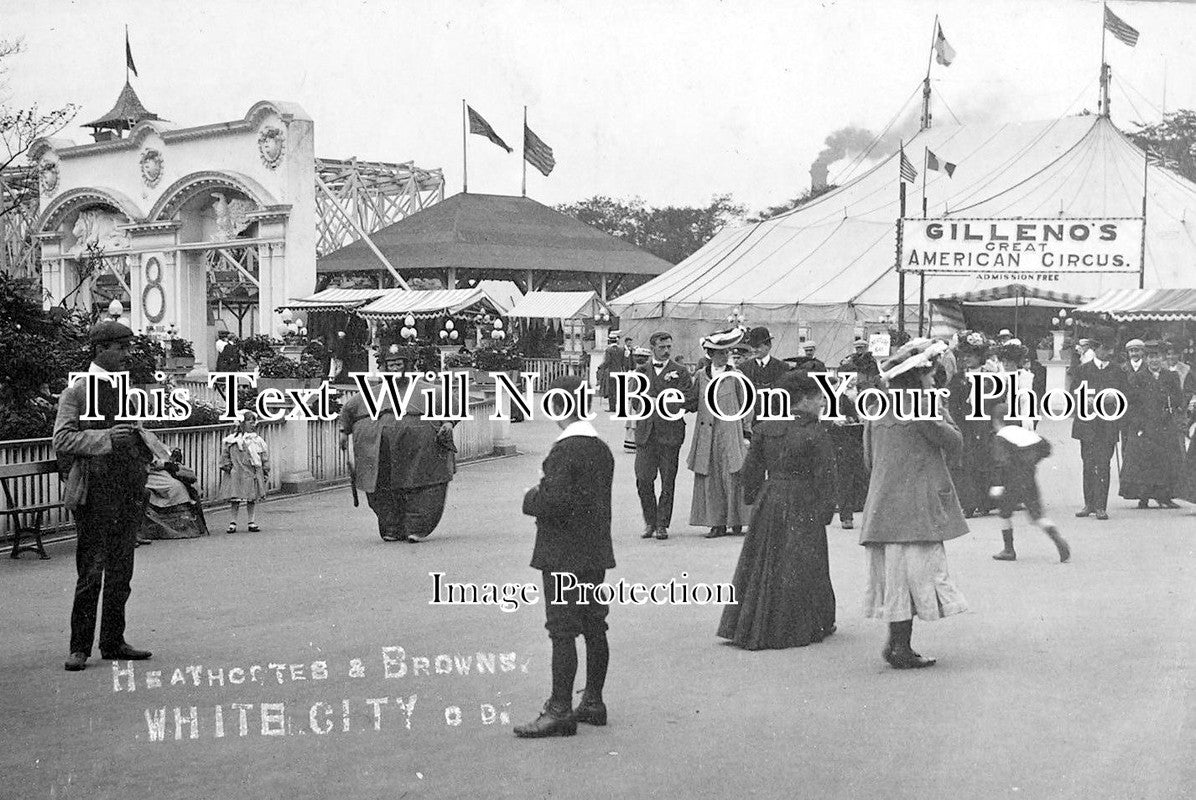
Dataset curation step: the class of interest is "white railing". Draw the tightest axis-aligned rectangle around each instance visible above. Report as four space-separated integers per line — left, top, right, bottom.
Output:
1 398 501 541
520 358 582 385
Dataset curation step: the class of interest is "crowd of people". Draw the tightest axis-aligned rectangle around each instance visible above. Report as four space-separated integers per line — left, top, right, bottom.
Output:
52 316 1195 742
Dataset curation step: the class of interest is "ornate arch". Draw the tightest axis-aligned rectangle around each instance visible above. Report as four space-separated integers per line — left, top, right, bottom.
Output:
35 187 144 234
148 170 277 222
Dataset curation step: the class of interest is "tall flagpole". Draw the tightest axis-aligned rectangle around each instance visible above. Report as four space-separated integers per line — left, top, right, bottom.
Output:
125 25 130 83
920 15 938 130
521 106 528 197
1099 2 1109 117
919 148 928 336
462 99 468 194
897 141 907 334
922 147 929 218
1140 148 1148 290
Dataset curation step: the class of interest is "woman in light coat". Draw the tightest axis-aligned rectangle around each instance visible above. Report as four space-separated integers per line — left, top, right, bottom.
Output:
687 328 753 538
860 338 969 669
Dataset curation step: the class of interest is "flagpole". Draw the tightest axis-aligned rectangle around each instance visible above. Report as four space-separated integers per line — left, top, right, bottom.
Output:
1140 148 1148 290
1099 2 1109 117
462 99 468 194
125 25 130 83
919 147 927 336
522 106 528 198
922 147 929 218
897 142 907 334
920 15 937 130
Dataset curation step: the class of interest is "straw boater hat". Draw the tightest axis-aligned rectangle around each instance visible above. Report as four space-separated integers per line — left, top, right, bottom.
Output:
701 327 745 351
1125 338 1145 350
879 337 949 381
633 346 651 359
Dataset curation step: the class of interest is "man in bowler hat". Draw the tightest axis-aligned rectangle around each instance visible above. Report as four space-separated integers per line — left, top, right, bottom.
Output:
1071 331 1126 520
634 332 695 540
516 375 615 738
739 326 790 389
55 320 154 671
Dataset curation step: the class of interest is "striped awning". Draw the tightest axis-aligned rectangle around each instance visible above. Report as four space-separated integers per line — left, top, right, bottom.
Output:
355 288 500 321
277 288 388 313
507 291 603 320
1072 288 1196 321
935 283 1090 306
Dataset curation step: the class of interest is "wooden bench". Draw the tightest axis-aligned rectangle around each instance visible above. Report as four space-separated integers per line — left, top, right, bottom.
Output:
0 459 62 560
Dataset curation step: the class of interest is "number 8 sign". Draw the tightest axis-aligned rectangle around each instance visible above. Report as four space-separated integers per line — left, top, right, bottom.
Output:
142 256 166 323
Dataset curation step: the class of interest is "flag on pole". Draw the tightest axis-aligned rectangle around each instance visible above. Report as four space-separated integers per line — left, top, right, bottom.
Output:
926 149 957 177
125 28 138 77
1104 5 1139 47
899 147 917 183
934 23 956 67
467 106 512 153
523 124 555 177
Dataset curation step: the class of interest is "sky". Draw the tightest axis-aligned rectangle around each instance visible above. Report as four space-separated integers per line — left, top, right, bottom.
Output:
5 0 1196 213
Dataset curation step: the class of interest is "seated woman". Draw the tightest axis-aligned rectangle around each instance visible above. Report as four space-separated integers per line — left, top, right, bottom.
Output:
141 435 210 540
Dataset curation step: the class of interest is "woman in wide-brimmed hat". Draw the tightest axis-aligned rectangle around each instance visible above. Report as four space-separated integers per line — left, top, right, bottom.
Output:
717 371 837 649
687 327 753 538
860 338 969 669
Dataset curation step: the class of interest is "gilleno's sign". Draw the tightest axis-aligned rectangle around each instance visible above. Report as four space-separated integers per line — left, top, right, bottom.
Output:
898 218 1143 274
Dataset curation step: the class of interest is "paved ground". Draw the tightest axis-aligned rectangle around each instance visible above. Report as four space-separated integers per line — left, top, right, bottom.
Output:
2 414 1194 800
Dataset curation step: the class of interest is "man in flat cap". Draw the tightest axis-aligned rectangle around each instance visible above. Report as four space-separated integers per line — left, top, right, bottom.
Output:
55 320 154 671
739 326 790 391
839 338 879 388
786 342 826 373
1122 339 1146 376
1070 331 1126 520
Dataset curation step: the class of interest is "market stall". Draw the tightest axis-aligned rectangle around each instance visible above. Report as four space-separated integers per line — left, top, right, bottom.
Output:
506 291 609 378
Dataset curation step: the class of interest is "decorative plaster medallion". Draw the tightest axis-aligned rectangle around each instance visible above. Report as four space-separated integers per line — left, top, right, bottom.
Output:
39 160 59 195
257 127 285 169
139 149 164 188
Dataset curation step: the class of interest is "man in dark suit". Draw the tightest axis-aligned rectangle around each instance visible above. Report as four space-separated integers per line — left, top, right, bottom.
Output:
54 321 154 672
516 376 615 739
634 331 694 540
1072 333 1127 520
738 326 790 390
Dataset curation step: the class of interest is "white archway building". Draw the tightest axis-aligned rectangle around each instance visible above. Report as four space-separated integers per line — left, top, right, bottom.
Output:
31 99 316 370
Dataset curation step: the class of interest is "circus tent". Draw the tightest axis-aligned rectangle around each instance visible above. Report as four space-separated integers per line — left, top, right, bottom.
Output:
611 115 1196 362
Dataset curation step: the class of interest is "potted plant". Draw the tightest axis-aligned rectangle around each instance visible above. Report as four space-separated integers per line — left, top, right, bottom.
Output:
1035 334 1054 364
127 334 165 391
241 334 282 367
164 337 196 370
256 353 323 393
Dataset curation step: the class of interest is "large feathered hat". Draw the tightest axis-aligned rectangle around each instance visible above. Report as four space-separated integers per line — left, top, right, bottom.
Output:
879 337 949 381
995 341 1028 364
954 329 989 359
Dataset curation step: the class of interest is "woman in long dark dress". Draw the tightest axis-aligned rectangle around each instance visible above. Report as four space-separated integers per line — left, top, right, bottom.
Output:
716 372 837 650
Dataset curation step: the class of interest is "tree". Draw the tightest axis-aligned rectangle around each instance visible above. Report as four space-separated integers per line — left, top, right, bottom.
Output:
0 272 91 440
750 183 839 222
1129 110 1196 183
556 194 745 265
